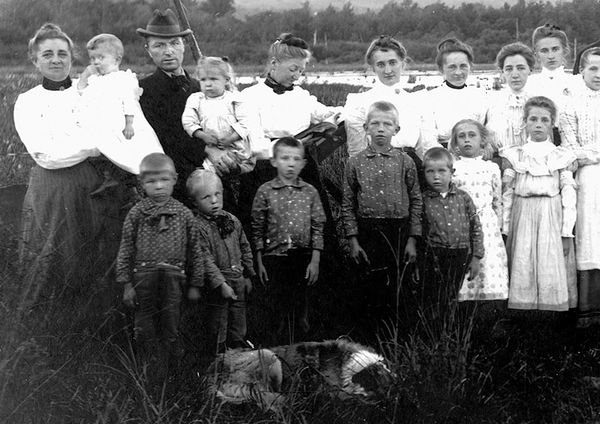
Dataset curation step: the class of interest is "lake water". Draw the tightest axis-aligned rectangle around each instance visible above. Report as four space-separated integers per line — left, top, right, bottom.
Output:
237 70 503 90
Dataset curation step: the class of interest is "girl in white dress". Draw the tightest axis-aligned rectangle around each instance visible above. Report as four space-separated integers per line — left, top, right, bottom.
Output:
501 96 577 311
182 56 254 176
343 35 438 159
560 47 600 326
419 38 487 148
77 33 163 176
486 43 535 156
449 119 509 301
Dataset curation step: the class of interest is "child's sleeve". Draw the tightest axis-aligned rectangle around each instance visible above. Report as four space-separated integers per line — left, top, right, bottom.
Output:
343 93 367 157
193 220 226 289
238 220 256 278
310 187 326 251
465 193 485 259
491 163 503 229
250 186 268 251
340 159 359 237
559 164 577 238
187 216 205 288
501 159 516 235
404 155 423 237
181 93 202 137
122 71 140 116
308 92 341 125
115 208 138 285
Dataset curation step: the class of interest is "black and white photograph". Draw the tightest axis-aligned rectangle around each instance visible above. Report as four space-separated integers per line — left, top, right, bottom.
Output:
2 0 600 422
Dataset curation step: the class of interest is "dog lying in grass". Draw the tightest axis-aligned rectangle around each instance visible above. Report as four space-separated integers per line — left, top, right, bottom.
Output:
206 339 395 411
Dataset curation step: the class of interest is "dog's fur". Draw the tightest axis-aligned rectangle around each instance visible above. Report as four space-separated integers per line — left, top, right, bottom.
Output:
206 339 395 410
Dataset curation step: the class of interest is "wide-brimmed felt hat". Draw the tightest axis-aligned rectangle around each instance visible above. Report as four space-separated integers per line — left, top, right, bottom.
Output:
137 9 192 38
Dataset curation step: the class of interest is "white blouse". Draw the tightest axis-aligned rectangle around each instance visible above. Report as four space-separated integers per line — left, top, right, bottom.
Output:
343 81 438 157
239 81 340 158
560 85 600 165
485 88 529 151
418 83 487 142
14 84 99 169
527 66 581 115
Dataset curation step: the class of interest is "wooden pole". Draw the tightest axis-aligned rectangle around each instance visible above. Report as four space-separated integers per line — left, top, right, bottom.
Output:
172 0 202 62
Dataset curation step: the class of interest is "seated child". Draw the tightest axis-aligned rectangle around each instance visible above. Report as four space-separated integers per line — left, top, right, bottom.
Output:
182 56 255 213
187 170 255 355
251 137 326 345
341 101 422 327
77 33 163 186
421 147 484 315
116 153 220 368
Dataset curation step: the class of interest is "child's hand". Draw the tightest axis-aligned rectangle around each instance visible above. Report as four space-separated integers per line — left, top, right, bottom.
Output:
350 237 370 265
562 237 571 256
305 260 320 285
257 263 269 286
404 237 417 263
467 257 481 281
187 287 201 302
122 123 135 140
203 130 219 146
122 283 137 308
220 283 237 300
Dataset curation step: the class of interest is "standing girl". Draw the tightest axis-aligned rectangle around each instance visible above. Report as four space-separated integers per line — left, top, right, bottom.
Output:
449 120 509 301
560 47 600 326
501 96 577 311
77 33 163 176
182 56 255 213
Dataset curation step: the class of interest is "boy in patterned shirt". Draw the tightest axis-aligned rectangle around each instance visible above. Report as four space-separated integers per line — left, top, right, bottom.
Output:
188 169 255 355
251 137 326 344
116 153 222 367
341 101 422 328
421 147 483 314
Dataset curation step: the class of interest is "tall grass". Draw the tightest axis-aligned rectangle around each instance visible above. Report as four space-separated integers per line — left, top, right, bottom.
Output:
3 70 600 423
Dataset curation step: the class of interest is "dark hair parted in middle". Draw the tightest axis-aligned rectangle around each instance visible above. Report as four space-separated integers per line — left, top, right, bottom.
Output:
523 96 558 124
496 42 535 70
435 37 474 71
365 35 407 65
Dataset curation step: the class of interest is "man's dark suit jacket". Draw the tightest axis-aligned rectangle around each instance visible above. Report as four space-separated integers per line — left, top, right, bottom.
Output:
139 68 206 203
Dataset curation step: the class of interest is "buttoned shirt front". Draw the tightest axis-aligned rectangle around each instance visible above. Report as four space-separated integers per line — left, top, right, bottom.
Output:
116 197 205 286
251 177 325 255
196 211 256 278
422 184 484 258
342 146 422 237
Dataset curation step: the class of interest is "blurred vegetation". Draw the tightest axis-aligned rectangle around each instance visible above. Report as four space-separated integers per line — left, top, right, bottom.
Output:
1 0 600 68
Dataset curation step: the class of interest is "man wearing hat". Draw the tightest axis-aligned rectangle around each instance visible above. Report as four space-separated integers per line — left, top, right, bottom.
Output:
137 9 205 205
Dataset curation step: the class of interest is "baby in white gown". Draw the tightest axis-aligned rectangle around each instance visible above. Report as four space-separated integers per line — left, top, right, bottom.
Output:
77 33 163 181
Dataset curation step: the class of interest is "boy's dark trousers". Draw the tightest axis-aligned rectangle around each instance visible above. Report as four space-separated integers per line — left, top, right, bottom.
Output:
354 218 410 331
132 265 186 360
420 246 470 320
262 248 312 345
206 270 250 356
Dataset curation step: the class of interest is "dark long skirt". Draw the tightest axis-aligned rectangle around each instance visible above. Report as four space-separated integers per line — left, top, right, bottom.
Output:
577 269 600 328
19 161 101 306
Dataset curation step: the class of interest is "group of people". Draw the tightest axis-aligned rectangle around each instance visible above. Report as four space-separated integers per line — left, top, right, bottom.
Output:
13 7 600 371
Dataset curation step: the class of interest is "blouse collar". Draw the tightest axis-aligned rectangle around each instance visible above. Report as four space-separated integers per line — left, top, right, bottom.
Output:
42 76 72 91
523 138 555 156
372 80 406 95
540 66 566 79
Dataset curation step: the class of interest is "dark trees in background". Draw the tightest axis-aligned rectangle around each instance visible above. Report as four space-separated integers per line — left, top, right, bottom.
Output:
1 0 600 66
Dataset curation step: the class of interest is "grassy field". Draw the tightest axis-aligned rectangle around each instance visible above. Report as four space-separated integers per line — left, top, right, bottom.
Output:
3 69 600 423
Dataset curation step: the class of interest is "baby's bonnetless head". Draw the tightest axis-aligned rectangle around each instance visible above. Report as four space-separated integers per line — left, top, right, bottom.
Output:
186 169 223 216
86 33 123 75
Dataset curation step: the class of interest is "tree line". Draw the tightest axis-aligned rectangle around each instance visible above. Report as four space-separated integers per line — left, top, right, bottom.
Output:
1 0 600 68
